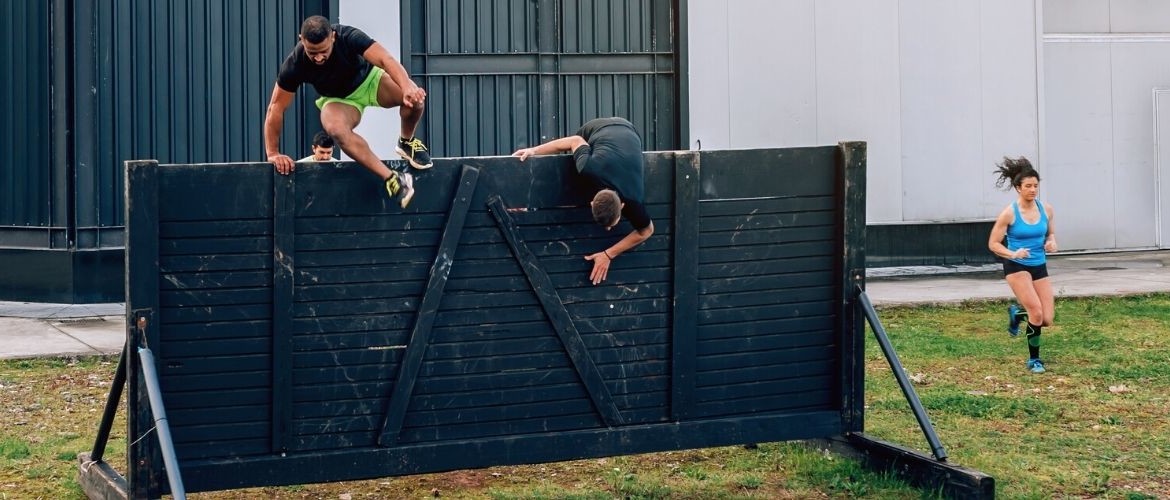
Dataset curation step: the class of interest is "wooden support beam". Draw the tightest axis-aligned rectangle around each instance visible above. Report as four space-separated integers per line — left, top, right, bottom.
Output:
811 433 994 499
379 166 481 446
487 196 626 427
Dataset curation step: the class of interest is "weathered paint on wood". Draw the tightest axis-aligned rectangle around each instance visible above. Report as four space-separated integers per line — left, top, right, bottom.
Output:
111 146 867 497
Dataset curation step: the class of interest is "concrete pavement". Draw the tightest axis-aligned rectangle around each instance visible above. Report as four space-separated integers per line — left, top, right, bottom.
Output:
2 250 1169 360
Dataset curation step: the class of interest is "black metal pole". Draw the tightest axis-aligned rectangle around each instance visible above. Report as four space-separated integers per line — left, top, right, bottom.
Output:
137 347 187 499
856 286 948 461
89 345 127 463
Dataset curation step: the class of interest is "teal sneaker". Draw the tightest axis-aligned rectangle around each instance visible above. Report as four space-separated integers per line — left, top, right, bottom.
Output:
1026 358 1046 374
1007 304 1023 337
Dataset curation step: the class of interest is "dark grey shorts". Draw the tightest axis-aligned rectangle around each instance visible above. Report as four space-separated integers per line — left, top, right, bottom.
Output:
1003 260 1048 280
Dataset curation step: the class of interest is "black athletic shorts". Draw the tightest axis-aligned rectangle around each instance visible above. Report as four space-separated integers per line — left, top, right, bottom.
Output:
1003 260 1049 280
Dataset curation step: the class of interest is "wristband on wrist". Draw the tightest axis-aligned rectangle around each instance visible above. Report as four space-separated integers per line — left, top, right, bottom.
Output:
604 250 614 260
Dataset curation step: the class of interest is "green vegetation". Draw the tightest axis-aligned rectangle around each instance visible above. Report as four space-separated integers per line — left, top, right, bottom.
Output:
2 294 1167 498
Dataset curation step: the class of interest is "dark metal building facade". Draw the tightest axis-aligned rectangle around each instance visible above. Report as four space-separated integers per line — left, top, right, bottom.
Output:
0 0 334 302
0 0 690 303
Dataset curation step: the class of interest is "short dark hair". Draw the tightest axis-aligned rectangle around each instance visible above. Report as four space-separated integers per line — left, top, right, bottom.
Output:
591 189 622 227
300 16 333 44
993 156 1040 189
311 131 334 148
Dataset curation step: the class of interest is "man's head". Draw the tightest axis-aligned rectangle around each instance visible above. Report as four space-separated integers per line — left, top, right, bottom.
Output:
310 131 335 161
299 16 335 65
591 189 623 230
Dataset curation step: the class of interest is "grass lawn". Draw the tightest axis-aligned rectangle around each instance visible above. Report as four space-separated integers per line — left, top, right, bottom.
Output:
2 294 1167 498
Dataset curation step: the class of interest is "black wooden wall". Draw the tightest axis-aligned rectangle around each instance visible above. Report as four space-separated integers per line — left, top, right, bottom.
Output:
119 145 866 497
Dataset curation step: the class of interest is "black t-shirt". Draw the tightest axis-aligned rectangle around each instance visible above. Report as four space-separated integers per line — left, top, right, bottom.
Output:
277 25 376 98
572 118 651 230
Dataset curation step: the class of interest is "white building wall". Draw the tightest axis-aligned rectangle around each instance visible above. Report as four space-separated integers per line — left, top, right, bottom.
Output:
688 0 1040 226
338 0 403 162
338 0 1170 251
1043 0 1170 250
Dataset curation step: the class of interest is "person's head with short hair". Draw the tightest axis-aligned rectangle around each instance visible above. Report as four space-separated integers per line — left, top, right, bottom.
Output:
591 189 623 230
993 156 1040 190
299 16 335 64
310 131 335 161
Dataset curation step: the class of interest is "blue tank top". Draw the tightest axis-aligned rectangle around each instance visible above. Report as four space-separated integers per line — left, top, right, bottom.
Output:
1005 201 1048 266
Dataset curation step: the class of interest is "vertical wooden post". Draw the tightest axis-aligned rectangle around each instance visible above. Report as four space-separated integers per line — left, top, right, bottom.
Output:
272 169 295 452
837 142 867 432
124 160 163 499
670 152 700 421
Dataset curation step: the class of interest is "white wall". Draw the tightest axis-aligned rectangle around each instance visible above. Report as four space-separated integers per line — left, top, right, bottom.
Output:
1043 0 1170 250
688 0 1040 225
337 0 402 161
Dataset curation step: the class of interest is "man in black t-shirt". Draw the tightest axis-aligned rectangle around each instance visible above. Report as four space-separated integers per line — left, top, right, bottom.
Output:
263 16 430 207
512 117 655 285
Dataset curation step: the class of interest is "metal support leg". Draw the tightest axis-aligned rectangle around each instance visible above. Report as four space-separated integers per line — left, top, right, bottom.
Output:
856 286 947 461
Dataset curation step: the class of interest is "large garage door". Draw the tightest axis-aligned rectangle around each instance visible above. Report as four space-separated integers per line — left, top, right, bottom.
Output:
403 0 682 156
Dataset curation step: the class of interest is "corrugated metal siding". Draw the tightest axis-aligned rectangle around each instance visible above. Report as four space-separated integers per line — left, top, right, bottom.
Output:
0 1 53 234
71 0 325 246
406 0 679 157
0 1 328 251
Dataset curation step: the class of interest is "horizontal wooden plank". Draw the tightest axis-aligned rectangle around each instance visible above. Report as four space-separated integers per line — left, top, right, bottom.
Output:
293 295 424 318
699 286 834 310
699 225 835 247
296 247 440 267
162 387 270 410
698 255 833 279
699 209 836 232
698 240 835 264
407 384 588 412
698 147 837 200
698 271 833 294
174 438 270 462
161 304 272 324
294 253 671 286
441 265 671 293
160 254 271 274
690 389 836 418
698 195 836 217
694 375 837 402
698 301 835 325
171 421 268 444
696 331 832 356
160 236 272 255
295 228 442 252
289 406 675 453
290 364 398 387
292 332 412 352
157 337 271 358
291 380 393 403
286 360 670 405
162 320 272 341
158 354 270 376
159 219 272 238
293 348 405 369
696 360 834 388
397 412 603 445
160 288 271 308
177 410 844 490
167 405 269 427
158 164 273 221
294 285 671 318
295 212 450 234
696 346 837 372
696 316 834 340
160 270 272 290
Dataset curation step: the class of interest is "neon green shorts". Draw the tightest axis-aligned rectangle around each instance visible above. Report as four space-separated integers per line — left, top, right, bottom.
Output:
315 66 385 113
